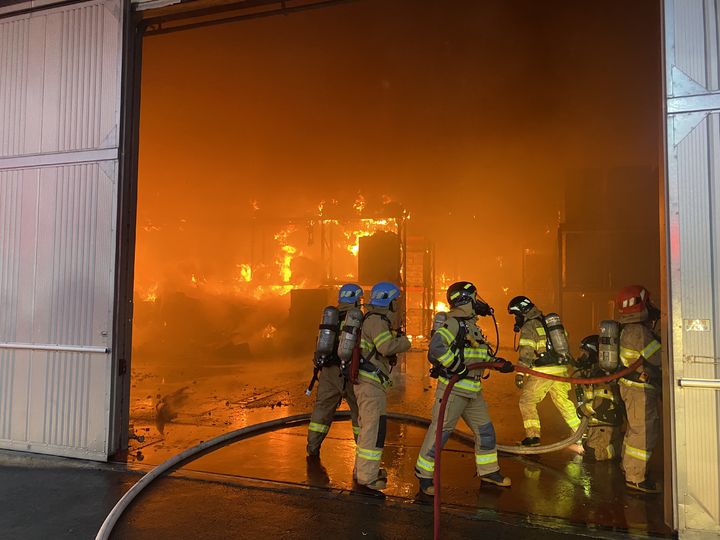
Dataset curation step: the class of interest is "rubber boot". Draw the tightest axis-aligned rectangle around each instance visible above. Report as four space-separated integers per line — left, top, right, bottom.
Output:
626 479 661 494
418 478 434 496
520 437 540 447
480 471 512 487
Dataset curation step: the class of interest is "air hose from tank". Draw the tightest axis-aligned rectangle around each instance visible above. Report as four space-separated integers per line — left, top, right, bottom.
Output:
431 358 644 540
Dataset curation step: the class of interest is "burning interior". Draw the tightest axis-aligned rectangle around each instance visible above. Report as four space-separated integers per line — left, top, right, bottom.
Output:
128 0 665 533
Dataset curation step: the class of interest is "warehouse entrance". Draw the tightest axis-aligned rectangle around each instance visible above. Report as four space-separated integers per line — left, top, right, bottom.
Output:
123 0 668 535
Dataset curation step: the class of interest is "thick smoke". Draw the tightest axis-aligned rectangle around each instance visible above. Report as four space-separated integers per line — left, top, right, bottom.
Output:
132 0 661 429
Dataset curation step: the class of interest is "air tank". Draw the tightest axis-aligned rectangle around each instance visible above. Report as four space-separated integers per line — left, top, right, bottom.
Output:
598 320 620 372
337 307 363 367
314 306 340 366
543 312 570 358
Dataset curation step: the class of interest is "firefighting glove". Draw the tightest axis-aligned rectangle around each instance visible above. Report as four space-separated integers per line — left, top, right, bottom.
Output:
495 357 514 373
453 365 469 380
515 374 526 389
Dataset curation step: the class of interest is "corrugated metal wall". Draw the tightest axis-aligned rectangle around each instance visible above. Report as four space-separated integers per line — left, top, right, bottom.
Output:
0 0 122 460
665 0 720 536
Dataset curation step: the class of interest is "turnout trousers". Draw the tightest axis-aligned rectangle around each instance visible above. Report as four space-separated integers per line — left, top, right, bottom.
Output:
519 375 580 438
619 382 659 483
354 379 387 486
586 425 617 461
306 364 359 456
415 387 499 479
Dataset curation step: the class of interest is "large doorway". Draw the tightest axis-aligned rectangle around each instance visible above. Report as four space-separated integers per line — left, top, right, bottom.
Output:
126 0 668 534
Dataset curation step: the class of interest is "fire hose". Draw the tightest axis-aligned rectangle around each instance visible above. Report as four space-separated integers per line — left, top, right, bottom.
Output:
431 358 643 540
96 411 478 540
97 360 642 540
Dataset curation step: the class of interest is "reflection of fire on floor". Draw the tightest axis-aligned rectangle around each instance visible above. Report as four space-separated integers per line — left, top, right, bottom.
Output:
126 350 669 536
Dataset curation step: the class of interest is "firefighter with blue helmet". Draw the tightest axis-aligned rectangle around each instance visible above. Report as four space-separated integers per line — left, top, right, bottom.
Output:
415 281 513 496
306 283 363 457
354 281 411 493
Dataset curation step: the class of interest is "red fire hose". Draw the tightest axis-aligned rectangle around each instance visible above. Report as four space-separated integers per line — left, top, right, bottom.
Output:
432 358 643 540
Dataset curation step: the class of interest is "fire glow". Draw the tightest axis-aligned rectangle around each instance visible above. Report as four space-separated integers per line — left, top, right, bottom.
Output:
135 198 403 306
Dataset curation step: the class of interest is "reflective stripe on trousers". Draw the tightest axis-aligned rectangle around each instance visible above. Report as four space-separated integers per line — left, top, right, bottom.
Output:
415 387 499 479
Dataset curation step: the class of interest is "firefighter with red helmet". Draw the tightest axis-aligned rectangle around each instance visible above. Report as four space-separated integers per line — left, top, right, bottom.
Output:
615 285 662 493
414 282 514 496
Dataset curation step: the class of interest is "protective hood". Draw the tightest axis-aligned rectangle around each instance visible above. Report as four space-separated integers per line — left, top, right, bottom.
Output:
448 302 475 320
619 307 649 325
366 305 397 325
526 306 543 320
338 303 356 314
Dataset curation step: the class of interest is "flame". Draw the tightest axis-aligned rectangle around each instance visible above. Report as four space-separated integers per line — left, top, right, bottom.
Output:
279 245 296 282
239 264 252 282
142 221 161 232
435 301 449 312
353 194 366 214
344 218 396 257
141 283 158 303
262 324 277 339
251 199 260 211
191 274 198 285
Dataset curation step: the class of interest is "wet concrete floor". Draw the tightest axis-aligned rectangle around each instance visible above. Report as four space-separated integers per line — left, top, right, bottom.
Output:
127 348 671 537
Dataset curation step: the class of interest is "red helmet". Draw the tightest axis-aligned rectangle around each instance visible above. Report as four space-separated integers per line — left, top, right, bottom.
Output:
616 285 651 314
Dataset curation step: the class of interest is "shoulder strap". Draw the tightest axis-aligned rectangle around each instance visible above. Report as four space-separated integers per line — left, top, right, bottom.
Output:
361 312 390 363
445 317 468 360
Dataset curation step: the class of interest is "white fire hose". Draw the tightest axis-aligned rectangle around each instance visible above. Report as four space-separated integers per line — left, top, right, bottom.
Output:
95 411 587 540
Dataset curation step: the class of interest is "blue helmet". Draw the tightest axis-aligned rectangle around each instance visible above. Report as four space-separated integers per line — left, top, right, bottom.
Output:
338 283 363 304
369 281 401 308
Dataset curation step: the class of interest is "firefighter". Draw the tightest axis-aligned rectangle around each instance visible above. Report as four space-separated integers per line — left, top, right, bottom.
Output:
575 335 623 461
415 282 514 496
306 284 363 457
615 285 662 493
353 281 411 493
508 296 582 448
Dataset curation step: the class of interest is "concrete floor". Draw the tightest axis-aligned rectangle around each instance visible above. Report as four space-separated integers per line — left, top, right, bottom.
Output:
0 449 666 540
123 348 671 537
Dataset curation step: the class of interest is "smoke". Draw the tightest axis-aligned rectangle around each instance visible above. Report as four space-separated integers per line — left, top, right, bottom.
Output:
134 0 661 371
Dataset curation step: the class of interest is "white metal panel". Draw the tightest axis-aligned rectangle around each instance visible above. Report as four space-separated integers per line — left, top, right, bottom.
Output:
665 0 720 536
0 0 122 460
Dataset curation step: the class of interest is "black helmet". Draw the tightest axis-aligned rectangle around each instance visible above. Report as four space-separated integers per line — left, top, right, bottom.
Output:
580 335 599 355
447 281 476 307
507 295 534 315
447 281 492 317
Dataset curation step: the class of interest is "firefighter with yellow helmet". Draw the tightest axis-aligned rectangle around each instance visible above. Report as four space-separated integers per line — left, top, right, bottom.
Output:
415 282 514 496
508 296 582 448
306 284 363 457
614 285 662 493
353 281 411 494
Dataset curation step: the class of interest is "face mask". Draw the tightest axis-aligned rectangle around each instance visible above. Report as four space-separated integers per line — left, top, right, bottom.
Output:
472 297 492 317
513 314 524 332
